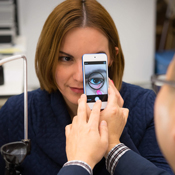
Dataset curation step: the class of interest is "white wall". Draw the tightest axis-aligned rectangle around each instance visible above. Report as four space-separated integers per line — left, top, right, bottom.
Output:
18 0 156 89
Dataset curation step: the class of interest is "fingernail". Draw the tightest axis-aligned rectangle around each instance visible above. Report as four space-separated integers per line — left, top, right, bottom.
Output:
101 120 107 126
96 99 101 103
81 94 86 98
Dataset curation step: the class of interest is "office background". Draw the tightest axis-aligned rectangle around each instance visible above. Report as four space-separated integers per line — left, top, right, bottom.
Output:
0 0 174 101
17 0 156 89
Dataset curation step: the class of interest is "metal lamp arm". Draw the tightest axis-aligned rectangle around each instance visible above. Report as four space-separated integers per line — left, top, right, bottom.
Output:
0 55 28 141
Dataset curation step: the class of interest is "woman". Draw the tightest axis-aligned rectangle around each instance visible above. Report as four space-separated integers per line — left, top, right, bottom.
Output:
0 0 173 174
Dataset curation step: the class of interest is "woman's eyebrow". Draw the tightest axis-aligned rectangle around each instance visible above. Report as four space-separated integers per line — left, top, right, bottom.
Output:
59 51 106 57
59 51 73 57
96 51 107 54
85 69 106 79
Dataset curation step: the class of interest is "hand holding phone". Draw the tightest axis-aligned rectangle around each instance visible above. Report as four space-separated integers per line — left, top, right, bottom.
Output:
82 53 108 109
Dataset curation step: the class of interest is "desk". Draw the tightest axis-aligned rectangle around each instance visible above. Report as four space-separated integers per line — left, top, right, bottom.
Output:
0 36 26 107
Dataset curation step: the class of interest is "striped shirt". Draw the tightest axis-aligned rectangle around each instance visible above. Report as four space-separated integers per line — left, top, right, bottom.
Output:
63 143 130 175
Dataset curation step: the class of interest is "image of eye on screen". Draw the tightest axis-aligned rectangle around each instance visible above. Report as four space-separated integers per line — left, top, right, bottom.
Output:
84 61 108 103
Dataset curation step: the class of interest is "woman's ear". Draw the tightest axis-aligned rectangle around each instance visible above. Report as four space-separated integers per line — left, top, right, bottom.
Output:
115 47 119 55
109 59 113 67
109 47 119 67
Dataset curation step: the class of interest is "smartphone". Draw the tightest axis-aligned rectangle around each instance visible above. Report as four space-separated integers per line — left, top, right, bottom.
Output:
82 53 108 109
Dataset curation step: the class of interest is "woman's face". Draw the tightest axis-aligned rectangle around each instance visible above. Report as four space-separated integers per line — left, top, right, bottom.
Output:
55 27 111 106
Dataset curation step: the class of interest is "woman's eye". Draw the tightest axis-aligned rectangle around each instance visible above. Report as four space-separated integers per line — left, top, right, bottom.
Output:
59 56 72 62
87 72 105 90
90 78 103 85
88 78 104 90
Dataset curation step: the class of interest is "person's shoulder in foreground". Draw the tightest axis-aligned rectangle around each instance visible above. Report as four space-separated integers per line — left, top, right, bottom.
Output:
155 56 175 173
119 81 174 174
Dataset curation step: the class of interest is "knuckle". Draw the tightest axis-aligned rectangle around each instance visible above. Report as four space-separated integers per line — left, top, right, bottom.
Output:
111 106 119 115
123 108 129 117
65 126 68 133
65 125 69 130
72 115 78 122
65 125 70 136
114 93 118 99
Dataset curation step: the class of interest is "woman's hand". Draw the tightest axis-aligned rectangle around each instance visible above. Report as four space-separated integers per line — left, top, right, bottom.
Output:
100 79 129 157
65 94 108 169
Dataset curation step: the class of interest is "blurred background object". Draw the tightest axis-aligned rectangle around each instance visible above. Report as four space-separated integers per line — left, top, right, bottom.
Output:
153 0 175 93
0 65 4 85
0 55 31 175
0 0 175 106
155 0 175 75
0 0 19 46
0 0 25 108
156 0 175 51
16 0 156 89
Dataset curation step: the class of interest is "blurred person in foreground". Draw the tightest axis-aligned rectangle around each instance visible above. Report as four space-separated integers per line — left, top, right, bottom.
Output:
155 55 175 173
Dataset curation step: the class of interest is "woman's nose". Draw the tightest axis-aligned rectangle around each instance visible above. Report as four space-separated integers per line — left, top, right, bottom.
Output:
73 61 83 82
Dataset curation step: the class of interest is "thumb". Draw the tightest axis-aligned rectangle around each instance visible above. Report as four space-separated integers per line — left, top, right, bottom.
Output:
99 120 108 144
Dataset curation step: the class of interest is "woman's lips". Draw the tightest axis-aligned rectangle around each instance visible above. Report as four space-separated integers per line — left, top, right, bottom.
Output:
70 87 84 93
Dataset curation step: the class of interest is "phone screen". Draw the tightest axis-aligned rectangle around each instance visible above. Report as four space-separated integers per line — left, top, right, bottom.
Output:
84 61 108 102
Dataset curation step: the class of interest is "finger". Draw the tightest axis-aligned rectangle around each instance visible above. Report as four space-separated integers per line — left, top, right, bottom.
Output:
86 104 91 121
99 120 108 144
88 100 102 128
110 79 124 107
65 124 71 137
100 86 117 119
108 78 116 91
106 86 123 110
106 85 118 107
108 78 124 107
71 115 79 129
77 94 87 123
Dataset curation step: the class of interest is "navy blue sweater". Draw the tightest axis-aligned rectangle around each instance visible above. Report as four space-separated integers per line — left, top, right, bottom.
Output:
0 82 173 175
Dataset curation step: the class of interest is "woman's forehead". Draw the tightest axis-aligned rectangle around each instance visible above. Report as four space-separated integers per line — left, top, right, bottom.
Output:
59 27 109 55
